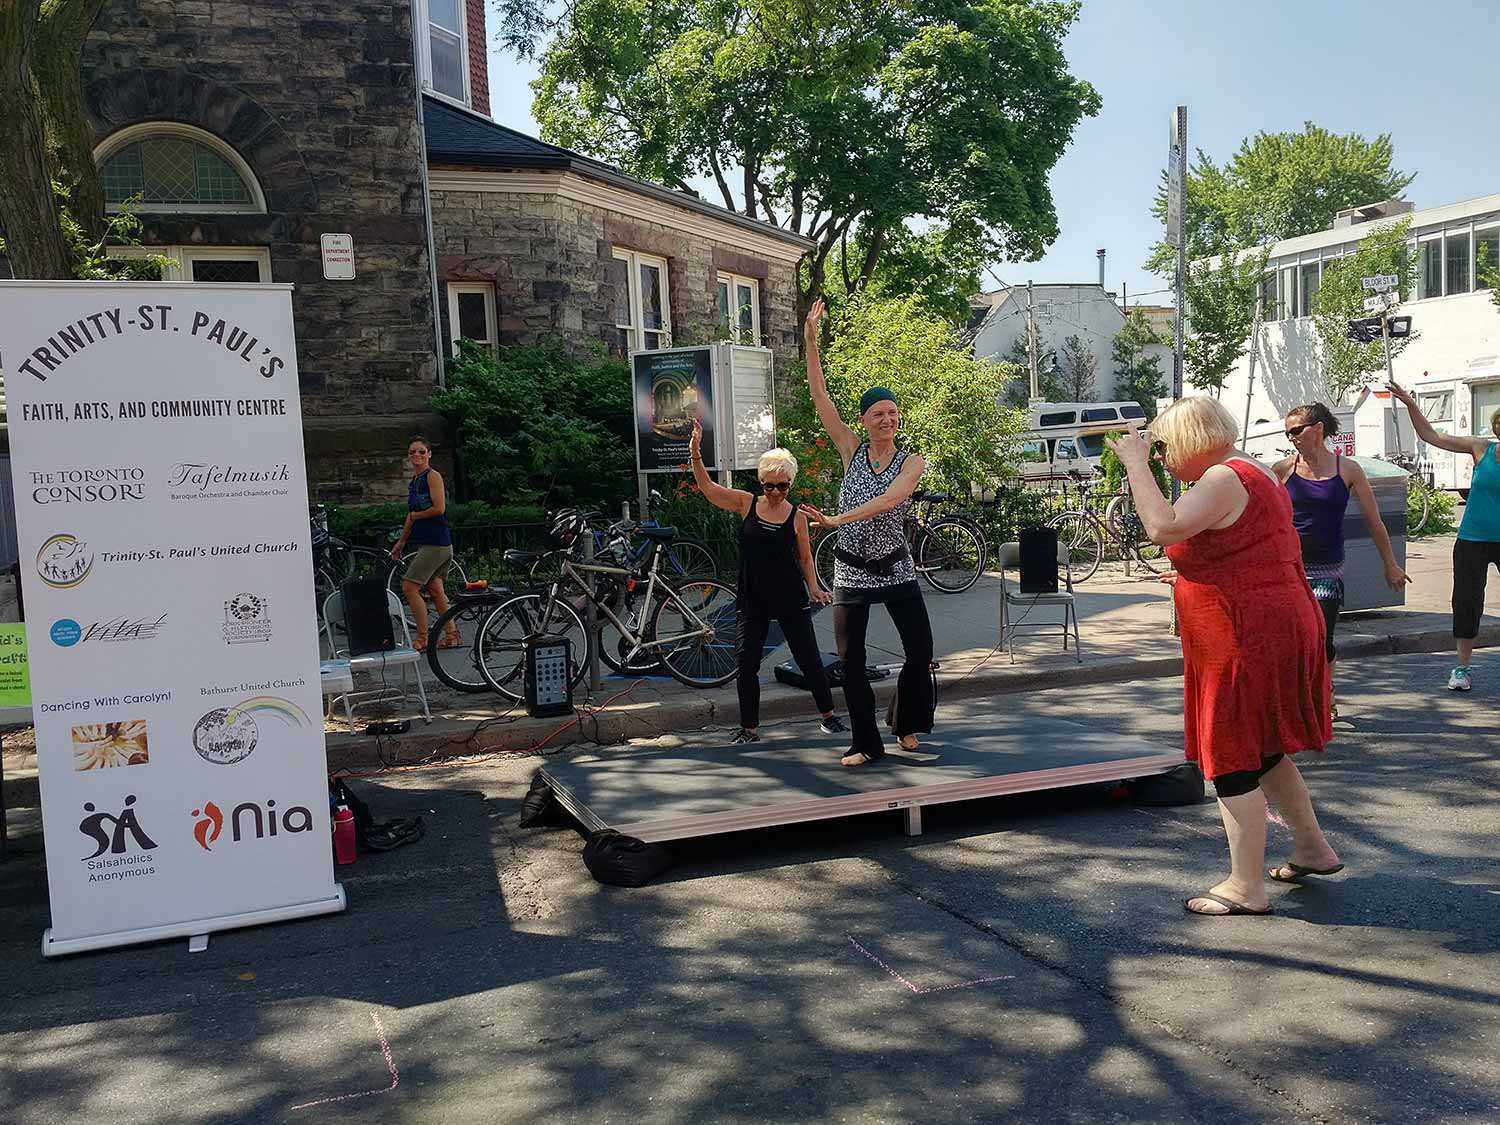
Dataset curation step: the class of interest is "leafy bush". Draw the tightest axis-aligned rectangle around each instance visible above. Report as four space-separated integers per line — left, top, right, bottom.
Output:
430 338 635 509
1412 484 1457 538
329 500 547 547
1098 433 1170 497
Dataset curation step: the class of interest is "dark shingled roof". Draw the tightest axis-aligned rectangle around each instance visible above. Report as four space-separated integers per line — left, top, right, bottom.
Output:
422 97 812 249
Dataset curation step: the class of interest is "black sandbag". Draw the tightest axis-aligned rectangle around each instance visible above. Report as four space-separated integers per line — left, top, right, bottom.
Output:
1128 762 1205 806
330 776 377 850
518 772 563 828
582 829 676 887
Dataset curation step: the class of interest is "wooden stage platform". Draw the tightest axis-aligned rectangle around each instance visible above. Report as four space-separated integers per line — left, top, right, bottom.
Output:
540 712 1183 842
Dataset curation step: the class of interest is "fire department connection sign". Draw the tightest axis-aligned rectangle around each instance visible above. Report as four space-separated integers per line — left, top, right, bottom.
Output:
0 280 343 957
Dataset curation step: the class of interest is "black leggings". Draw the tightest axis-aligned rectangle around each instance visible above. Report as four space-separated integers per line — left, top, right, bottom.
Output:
737 607 833 728
1452 538 1500 639
834 594 934 757
1212 753 1286 799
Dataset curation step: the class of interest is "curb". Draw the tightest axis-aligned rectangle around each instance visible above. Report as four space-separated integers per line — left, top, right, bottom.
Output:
2 623 1496 810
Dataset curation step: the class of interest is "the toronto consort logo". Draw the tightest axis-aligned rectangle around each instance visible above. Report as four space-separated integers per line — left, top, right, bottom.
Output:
79 794 157 858
222 593 271 645
192 695 309 766
51 613 168 647
30 467 145 505
36 533 93 588
192 798 314 852
168 461 291 501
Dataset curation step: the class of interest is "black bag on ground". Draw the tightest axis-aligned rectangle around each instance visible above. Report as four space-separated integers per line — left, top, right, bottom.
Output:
519 771 564 828
582 829 676 887
1128 762 1205 806
774 653 888 690
330 776 376 850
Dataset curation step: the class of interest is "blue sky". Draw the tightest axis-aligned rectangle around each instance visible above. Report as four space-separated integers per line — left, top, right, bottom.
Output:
486 0 1500 307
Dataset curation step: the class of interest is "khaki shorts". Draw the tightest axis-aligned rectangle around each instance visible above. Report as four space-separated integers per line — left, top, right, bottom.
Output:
402 544 453 587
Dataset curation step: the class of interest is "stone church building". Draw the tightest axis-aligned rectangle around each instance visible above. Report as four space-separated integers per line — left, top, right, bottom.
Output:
29 0 810 501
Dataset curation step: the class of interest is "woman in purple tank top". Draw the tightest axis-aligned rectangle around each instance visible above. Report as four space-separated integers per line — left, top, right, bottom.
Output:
1274 403 1410 715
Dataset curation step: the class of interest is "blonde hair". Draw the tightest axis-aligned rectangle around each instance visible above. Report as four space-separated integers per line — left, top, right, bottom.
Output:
1149 396 1238 472
757 447 799 482
1491 406 1500 438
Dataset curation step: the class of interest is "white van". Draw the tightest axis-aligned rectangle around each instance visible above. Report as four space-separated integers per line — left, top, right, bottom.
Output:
1013 401 1148 481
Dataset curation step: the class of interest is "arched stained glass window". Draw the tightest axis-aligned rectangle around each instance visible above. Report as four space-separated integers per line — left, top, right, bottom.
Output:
97 126 263 212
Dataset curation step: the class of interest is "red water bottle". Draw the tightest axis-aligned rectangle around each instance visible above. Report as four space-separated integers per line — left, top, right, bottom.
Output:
333 804 357 865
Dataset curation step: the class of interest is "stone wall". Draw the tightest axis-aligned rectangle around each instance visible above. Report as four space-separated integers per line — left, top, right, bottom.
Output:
428 184 803 373
82 0 442 503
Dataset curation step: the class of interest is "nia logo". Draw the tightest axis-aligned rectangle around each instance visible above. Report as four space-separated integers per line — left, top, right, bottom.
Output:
193 799 313 851
192 802 224 851
79 794 158 859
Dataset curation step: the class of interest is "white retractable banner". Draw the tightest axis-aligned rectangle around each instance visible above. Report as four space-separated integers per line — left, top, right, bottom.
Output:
0 281 343 956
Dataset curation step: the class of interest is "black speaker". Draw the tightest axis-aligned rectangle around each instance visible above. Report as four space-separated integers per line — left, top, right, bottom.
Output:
341 576 395 655
774 652 889 690
524 634 574 718
1018 526 1059 594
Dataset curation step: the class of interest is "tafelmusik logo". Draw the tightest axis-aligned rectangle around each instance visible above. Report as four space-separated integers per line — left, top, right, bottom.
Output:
50 613 167 647
192 696 310 766
36 533 93 588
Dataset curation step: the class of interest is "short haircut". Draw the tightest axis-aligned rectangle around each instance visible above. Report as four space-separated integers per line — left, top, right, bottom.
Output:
408 436 432 452
1287 402 1340 439
757 447 799 482
1149 396 1239 471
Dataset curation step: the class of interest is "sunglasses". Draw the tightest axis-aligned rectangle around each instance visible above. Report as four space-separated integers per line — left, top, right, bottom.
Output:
1285 423 1313 439
760 481 790 492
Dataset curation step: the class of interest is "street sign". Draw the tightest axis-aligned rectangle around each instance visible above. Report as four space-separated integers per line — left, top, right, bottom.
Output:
1165 109 1184 248
1363 293 1394 312
1361 274 1398 292
320 233 355 280
1386 316 1412 339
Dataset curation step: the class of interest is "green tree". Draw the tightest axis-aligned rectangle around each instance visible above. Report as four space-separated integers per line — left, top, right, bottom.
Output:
778 295 1025 506
1056 333 1096 400
1148 123 1414 272
527 0 1100 310
996 334 1062 407
1111 308 1167 418
1182 244 1268 396
1311 219 1418 401
0 0 112 277
826 220 988 324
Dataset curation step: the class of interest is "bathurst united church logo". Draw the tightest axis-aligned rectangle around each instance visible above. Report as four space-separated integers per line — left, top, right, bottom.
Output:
36 533 93 588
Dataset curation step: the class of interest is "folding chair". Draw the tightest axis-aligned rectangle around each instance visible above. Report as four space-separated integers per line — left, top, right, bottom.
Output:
322 589 432 729
997 540 1081 663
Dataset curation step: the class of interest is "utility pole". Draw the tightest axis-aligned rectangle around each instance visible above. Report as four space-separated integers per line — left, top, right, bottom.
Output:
1241 289 1264 447
1171 106 1187 405
1026 279 1039 401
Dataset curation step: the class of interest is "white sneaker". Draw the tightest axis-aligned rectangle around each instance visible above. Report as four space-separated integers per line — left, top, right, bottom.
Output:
1447 666 1473 692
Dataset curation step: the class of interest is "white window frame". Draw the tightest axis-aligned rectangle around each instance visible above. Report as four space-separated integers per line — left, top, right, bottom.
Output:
612 248 672 351
107 245 271 282
1475 222 1500 291
415 0 470 108
1444 224 1474 297
93 122 266 215
1416 232 1443 300
446 281 497 356
716 271 761 345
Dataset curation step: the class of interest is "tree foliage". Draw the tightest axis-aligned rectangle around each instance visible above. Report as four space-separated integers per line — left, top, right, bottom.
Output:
825 220 988 325
1111 308 1167 418
778 295 1026 507
1311 219 1418 401
429 338 636 508
1055 333 1096 401
1182 244 1267 395
526 0 1100 308
997 335 1062 407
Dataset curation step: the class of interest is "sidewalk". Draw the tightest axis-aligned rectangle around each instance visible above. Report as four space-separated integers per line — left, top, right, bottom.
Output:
3 535 1496 805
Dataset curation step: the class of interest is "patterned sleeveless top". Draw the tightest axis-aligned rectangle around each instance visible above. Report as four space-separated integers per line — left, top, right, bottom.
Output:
834 443 917 590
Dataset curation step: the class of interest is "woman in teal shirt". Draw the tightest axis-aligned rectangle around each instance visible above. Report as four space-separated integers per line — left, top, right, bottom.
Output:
1389 383 1500 691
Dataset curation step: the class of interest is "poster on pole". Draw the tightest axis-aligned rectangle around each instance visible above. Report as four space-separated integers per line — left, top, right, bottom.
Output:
0 280 343 957
1165 108 1185 249
633 345 717 472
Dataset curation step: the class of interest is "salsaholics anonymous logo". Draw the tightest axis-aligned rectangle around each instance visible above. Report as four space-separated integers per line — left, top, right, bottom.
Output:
192 798 314 852
36 533 93 588
222 593 271 645
80 795 159 883
51 613 167 647
192 695 309 765
168 462 291 501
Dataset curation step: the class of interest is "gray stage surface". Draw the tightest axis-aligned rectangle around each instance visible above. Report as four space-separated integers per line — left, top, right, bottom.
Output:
540 712 1183 842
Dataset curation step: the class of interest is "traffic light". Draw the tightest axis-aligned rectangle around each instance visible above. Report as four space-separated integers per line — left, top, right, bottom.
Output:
1346 316 1383 343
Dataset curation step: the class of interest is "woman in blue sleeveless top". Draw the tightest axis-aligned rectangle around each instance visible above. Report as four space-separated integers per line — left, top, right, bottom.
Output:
391 437 457 650
1274 403 1409 715
1389 383 1500 691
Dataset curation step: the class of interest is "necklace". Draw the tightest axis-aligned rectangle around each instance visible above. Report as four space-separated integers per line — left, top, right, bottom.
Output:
869 445 893 472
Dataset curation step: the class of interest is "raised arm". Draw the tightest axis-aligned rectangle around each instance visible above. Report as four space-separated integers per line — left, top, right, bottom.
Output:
1106 432 1245 547
803 455 927 530
688 418 752 515
1345 460 1411 590
1388 383 1490 459
803 299 860 465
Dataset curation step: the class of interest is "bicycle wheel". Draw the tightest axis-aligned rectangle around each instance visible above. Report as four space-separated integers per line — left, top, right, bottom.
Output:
426 598 499 693
917 517 986 593
1109 496 1165 573
651 580 739 688
814 532 838 591
598 584 665 674
475 593 589 701
658 538 718 583
1046 512 1104 584
1407 479 1431 536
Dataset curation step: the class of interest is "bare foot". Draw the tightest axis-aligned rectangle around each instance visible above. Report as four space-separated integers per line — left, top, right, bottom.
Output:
898 735 920 751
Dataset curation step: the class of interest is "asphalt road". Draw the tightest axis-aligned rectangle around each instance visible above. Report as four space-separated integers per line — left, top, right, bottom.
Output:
1 650 1496 1123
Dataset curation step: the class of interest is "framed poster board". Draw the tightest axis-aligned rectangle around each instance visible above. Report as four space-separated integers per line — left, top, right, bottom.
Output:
632 346 716 472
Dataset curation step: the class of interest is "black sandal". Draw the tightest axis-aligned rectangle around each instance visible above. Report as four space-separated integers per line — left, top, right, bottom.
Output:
1268 862 1344 883
1184 892 1272 917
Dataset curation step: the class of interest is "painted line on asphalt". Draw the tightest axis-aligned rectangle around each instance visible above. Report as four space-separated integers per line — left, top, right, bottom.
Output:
289 1011 399 1110
846 933 1015 996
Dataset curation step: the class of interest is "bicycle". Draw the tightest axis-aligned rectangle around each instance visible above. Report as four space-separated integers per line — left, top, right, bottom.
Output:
475 514 739 700
423 580 513 694
1045 470 1164 584
311 505 388 616
583 500 717 585
814 489 989 594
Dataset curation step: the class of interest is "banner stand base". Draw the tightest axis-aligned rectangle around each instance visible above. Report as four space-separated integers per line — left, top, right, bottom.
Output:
41 883 347 959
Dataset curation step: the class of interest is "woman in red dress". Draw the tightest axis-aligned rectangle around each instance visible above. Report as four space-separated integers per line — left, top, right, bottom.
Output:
1107 398 1342 917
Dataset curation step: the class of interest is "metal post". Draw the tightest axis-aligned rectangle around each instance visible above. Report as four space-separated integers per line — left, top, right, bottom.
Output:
1381 316 1406 457
1027 280 1039 401
582 530 602 692
636 472 650 519
1241 293 1264 447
